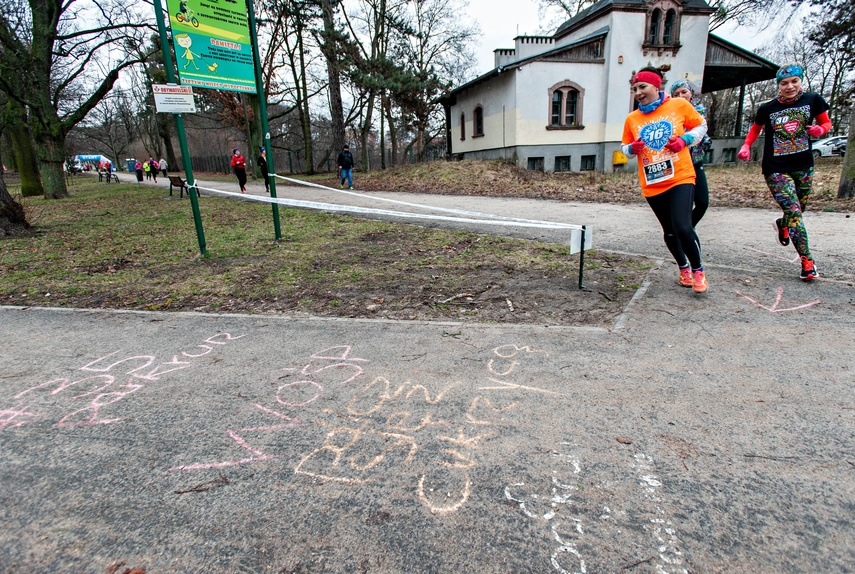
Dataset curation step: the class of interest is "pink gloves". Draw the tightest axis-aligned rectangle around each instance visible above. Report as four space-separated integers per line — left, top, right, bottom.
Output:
737 144 751 161
807 125 825 138
630 140 645 155
665 136 687 152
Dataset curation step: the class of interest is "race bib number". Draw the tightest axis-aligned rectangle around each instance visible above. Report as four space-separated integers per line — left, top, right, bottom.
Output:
643 159 674 185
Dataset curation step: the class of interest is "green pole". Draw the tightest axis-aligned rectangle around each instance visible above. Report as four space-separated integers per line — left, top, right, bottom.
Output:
246 0 282 240
153 0 207 256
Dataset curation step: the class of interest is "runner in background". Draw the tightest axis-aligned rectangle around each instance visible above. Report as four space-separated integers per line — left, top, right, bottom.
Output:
670 80 712 228
621 67 709 293
231 148 247 193
258 147 270 194
737 63 831 281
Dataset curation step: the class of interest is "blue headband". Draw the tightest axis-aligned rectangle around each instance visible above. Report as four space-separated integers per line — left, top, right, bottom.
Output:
670 79 695 96
776 65 804 83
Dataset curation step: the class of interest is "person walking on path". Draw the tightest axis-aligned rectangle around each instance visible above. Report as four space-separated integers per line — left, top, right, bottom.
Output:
670 80 712 228
231 148 247 193
148 157 158 183
159 158 168 178
143 159 151 180
258 148 270 194
621 67 710 293
337 145 354 189
737 63 831 282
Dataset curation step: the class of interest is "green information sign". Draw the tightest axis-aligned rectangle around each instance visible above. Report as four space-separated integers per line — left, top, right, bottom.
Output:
166 0 256 93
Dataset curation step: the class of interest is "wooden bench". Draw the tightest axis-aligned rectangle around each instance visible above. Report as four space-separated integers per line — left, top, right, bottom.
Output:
168 175 189 198
98 170 119 183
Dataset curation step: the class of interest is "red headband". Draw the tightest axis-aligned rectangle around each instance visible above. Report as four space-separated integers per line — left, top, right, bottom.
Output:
632 71 662 88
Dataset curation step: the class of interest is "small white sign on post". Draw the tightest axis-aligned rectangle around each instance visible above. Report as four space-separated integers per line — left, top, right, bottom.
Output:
152 84 196 114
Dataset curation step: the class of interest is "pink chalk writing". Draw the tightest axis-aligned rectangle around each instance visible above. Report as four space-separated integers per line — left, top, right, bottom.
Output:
169 405 302 471
736 287 821 313
0 402 42 431
745 247 801 263
1 332 246 431
172 345 368 471
57 382 143 427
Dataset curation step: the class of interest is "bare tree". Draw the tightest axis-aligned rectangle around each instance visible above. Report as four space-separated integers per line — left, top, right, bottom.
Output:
0 0 152 199
390 0 477 161
75 90 139 168
803 0 855 197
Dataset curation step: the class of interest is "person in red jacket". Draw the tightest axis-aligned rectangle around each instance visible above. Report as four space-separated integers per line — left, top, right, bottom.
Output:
230 147 247 193
737 63 832 281
621 67 709 293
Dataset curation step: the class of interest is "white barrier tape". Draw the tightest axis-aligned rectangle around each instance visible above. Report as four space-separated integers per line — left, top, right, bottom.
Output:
193 184 581 231
272 174 585 231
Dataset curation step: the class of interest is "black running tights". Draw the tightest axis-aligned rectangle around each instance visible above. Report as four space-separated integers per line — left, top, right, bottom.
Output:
646 183 702 269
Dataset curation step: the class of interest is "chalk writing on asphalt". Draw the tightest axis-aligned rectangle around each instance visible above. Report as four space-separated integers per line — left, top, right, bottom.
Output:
171 343 555 515
505 448 687 574
0 333 245 431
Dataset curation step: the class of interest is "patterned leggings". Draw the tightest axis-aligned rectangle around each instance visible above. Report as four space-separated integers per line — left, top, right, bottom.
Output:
764 168 813 258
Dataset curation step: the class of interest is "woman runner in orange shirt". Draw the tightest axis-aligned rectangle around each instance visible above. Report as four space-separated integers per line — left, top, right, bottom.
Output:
621 67 709 293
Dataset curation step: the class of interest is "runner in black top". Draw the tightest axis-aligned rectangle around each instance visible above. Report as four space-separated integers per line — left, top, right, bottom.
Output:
737 63 832 281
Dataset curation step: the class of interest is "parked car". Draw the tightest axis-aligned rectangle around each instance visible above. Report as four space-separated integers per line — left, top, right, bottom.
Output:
834 140 847 157
812 135 848 158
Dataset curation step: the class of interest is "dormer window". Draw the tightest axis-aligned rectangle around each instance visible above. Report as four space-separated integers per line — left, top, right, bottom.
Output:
644 0 681 55
663 9 676 44
648 9 660 44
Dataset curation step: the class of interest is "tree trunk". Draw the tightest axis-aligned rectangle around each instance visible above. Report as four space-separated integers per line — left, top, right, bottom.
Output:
838 106 855 198
360 90 375 171
296 24 315 175
157 113 178 172
384 95 397 167
415 116 426 163
380 92 386 170
31 120 71 199
320 0 345 154
4 101 44 197
0 172 30 236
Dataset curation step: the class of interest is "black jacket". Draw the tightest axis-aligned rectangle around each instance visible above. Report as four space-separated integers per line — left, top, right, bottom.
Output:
337 150 354 170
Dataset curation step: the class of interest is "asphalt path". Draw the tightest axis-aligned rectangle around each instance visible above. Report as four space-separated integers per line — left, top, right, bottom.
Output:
1 174 853 573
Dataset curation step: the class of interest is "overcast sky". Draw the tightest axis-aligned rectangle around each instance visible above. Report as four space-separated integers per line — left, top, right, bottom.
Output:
461 0 770 76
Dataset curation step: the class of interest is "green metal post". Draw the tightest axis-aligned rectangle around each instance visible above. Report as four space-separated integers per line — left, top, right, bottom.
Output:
578 225 586 290
153 0 207 255
246 0 281 240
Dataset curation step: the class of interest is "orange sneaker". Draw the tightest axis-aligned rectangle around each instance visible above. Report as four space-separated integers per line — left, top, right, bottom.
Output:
679 266 693 287
692 269 708 293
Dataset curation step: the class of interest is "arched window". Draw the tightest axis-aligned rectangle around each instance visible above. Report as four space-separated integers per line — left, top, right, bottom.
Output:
564 90 578 126
645 1 681 51
551 92 563 126
648 9 661 44
460 112 465 140
547 81 585 129
474 106 484 136
663 9 676 44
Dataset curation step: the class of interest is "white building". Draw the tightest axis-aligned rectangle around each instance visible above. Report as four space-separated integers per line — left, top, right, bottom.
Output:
440 0 778 172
